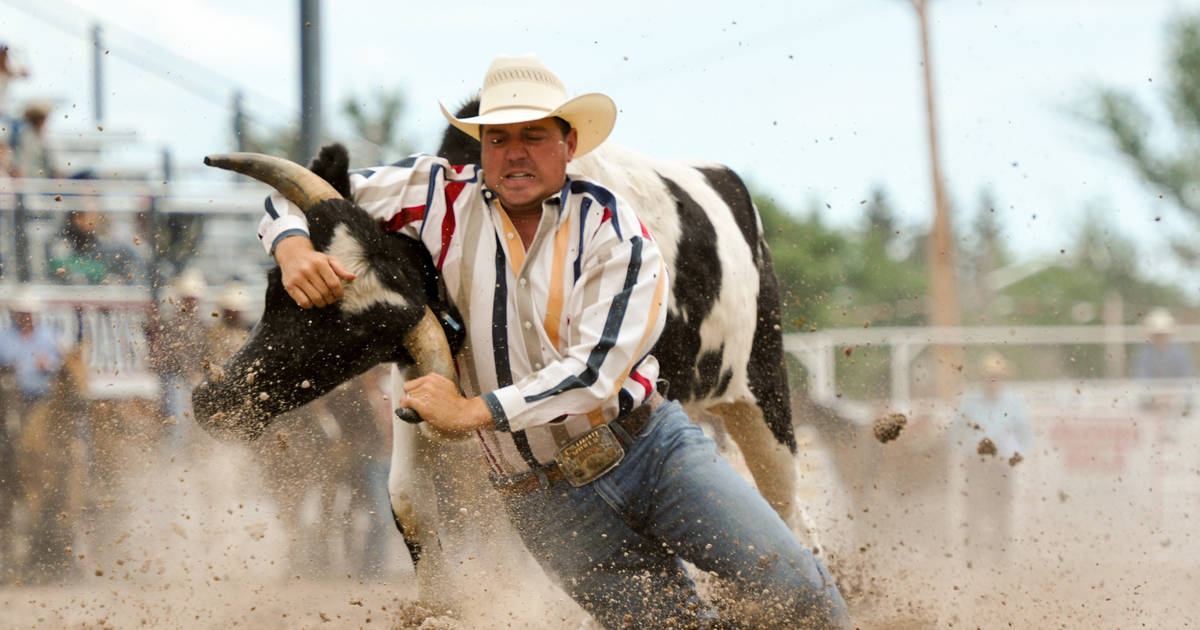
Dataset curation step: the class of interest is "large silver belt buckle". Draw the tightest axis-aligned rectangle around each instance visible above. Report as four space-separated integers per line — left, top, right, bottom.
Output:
554 424 625 487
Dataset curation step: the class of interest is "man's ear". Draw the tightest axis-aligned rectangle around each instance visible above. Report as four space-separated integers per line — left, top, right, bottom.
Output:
565 127 579 161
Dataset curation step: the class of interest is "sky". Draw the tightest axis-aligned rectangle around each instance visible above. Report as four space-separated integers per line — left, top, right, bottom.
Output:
3 0 1199 294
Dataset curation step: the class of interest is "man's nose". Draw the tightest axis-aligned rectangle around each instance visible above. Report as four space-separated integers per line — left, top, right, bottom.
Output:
506 140 531 160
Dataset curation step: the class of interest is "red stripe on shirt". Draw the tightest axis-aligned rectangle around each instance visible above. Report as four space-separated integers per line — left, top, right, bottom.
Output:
385 205 425 232
631 370 653 399
436 181 465 270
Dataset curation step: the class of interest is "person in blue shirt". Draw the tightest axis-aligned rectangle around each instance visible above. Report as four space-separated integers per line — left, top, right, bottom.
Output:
1133 308 1195 381
0 294 61 410
951 353 1032 564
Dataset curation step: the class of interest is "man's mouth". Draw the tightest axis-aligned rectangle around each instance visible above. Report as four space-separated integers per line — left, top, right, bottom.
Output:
505 172 533 180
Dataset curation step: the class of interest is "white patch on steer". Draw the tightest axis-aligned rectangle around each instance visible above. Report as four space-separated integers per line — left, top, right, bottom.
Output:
325 225 412 314
572 145 759 404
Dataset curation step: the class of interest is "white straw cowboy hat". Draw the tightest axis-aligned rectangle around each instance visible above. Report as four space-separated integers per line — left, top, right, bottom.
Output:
440 53 617 158
1144 308 1177 335
217 281 250 312
173 269 207 299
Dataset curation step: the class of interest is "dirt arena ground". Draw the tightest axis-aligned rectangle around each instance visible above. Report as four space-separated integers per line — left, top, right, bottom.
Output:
2 410 1197 630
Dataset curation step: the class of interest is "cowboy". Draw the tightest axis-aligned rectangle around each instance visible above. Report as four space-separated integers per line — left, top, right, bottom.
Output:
1133 308 1195 381
260 53 849 628
0 294 61 412
950 353 1032 564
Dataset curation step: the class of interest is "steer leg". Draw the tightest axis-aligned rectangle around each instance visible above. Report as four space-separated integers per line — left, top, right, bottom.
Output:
706 400 823 552
388 417 453 610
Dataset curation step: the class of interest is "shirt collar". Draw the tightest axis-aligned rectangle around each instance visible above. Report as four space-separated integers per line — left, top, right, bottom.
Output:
480 176 571 212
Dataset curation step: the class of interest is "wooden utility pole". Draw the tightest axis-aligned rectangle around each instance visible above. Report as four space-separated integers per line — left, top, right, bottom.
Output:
911 0 962 399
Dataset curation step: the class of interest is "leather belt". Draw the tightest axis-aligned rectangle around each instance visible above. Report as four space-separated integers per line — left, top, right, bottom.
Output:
493 393 662 496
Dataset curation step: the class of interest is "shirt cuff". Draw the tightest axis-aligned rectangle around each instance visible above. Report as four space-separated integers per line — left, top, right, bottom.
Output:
269 228 311 256
482 391 510 432
485 384 531 432
261 214 310 255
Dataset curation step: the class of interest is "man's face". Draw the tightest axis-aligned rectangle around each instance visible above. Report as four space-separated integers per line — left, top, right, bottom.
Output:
14 312 34 335
480 118 577 216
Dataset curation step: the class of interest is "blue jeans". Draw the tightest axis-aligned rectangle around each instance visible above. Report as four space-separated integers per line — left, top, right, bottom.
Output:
501 400 851 629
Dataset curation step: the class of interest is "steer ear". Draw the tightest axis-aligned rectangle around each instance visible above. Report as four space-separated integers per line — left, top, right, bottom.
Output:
204 152 341 212
308 143 352 199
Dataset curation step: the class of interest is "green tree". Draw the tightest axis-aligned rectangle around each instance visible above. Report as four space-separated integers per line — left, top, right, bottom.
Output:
342 88 414 164
758 189 928 398
1093 13 1200 264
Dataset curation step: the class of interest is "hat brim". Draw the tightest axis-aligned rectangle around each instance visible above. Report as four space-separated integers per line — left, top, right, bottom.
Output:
440 92 616 158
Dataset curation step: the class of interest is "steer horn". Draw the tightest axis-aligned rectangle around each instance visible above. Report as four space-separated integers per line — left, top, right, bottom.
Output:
204 151 457 422
204 151 342 211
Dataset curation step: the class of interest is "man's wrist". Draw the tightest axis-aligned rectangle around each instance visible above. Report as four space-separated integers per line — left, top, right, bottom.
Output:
270 231 312 258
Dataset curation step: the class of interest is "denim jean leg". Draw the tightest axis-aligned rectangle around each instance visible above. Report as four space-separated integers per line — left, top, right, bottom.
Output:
502 400 850 629
601 401 852 629
502 472 713 629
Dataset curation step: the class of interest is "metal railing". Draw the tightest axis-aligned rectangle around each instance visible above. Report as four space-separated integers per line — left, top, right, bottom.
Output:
783 324 1200 421
1 175 271 292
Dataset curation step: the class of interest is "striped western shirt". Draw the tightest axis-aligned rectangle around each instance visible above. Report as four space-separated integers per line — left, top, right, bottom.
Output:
258 154 669 476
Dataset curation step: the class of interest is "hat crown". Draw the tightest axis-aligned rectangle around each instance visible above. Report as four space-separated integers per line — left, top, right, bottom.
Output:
483 64 564 92
440 53 617 158
478 55 568 116
1145 308 1176 334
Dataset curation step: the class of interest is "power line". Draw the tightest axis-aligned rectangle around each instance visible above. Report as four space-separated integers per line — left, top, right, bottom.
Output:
1 0 386 154
1 0 298 117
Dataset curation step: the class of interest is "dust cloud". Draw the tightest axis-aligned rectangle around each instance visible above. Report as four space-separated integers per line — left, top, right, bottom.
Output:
2 400 1197 629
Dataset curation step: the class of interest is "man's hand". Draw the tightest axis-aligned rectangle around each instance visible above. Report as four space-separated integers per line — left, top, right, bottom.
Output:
398 373 495 435
274 235 356 308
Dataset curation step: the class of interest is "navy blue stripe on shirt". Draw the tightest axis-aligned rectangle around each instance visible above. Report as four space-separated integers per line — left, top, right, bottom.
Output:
420 163 444 241
491 236 513 388
511 430 541 469
490 234 542 468
573 198 592 283
524 237 644 402
482 392 510 432
571 180 621 241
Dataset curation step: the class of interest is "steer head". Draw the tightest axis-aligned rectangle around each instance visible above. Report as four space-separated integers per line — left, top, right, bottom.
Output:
192 146 463 441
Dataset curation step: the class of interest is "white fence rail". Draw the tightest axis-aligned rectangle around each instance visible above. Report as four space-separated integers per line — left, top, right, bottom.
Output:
783 324 1200 420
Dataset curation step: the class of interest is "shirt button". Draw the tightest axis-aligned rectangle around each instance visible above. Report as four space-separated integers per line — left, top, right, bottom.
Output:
523 321 532 330
534 362 543 369
519 278 527 287
507 232 516 239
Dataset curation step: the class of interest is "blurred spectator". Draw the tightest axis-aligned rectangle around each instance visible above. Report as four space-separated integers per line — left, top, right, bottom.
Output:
0 141 11 279
326 369 393 580
0 137 13 177
1133 307 1195 432
146 269 210 452
951 353 1031 564
45 181 147 285
11 100 55 178
1133 308 1196 380
0 294 61 413
0 42 30 124
206 280 251 364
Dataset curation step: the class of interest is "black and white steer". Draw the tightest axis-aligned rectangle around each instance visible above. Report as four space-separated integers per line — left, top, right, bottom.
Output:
438 103 804 530
194 132 815 606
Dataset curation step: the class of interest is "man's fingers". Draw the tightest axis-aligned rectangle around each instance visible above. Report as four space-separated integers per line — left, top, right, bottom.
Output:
294 277 330 308
329 257 357 282
287 285 313 309
311 260 343 302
